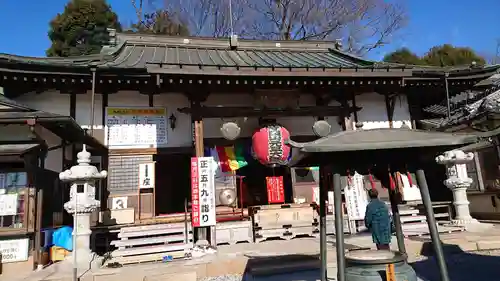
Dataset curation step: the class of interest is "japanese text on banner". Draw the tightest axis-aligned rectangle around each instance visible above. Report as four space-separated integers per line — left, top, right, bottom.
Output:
191 157 216 227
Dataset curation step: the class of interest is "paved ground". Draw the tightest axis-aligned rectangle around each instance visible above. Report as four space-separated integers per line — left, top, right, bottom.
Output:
10 224 500 281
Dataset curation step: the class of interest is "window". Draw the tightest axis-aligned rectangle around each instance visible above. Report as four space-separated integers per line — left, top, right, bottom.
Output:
0 172 28 228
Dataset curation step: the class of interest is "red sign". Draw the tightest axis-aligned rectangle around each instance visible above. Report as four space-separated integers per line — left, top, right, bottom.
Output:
190 157 200 227
266 176 285 204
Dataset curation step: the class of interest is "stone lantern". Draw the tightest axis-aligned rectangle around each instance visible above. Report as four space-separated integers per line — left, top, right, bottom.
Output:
435 150 478 227
59 145 107 266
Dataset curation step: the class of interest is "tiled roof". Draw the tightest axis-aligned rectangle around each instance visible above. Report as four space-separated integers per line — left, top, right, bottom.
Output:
1 32 500 79
289 128 480 152
421 87 500 129
423 83 500 117
0 95 33 111
475 74 500 87
104 44 368 69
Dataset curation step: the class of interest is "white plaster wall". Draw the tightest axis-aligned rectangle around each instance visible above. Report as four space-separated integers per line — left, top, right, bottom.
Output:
392 94 412 129
36 126 63 172
14 91 70 116
355 93 412 130
154 94 192 147
76 93 103 128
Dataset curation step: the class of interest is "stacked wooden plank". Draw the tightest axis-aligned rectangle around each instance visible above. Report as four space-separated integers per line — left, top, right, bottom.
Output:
391 204 464 237
251 204 319 243
107 222 193 265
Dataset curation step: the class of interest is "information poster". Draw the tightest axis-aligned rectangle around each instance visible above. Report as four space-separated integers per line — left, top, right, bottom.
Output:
191 157 216 227
105 107 167 149
0 194 18 216
0 238 29 263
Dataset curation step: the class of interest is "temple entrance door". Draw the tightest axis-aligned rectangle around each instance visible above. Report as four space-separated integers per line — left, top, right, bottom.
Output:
154 153 191 216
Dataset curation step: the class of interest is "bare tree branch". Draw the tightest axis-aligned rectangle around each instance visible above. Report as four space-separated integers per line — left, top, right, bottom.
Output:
154 0 407 54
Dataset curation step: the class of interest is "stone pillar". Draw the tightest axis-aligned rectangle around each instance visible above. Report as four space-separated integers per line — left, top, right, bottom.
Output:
435 150 478 227
60 145 107 267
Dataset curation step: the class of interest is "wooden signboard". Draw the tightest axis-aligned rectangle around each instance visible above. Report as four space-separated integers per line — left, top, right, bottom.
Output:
105 107 168 149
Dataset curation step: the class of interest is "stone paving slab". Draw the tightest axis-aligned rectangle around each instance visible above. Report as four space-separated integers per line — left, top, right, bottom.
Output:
13 226 500 281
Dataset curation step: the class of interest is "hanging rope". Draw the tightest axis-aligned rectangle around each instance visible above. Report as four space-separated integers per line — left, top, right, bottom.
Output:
368 168 376 191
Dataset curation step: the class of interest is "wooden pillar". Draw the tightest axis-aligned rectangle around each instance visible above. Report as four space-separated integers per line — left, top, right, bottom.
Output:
384 93 396 128
70 92 77 164
191 99 208 243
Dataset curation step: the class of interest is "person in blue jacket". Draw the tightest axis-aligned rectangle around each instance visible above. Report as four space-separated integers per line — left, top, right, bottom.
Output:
364 189 392 250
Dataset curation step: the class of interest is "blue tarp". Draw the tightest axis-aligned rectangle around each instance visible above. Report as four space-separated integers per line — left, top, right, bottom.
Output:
52 226 73 251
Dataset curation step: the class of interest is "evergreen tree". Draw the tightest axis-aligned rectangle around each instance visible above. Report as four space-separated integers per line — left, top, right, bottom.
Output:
47 0 122 57
383 48 422 65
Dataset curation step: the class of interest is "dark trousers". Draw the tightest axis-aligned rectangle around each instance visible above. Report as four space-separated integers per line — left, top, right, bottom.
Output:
376 244 390 250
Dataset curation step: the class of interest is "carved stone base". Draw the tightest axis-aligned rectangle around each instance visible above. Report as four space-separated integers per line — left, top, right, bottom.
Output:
451 217 479 227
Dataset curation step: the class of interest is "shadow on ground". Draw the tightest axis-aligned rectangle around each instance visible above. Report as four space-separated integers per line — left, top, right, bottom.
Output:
239 253 324 281
411 242 500 281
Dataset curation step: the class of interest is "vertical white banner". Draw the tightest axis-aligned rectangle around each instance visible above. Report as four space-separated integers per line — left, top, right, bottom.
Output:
138 163 155 189
195 157 216 227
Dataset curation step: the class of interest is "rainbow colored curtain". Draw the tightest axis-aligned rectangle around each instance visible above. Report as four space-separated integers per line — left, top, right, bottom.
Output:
205 143 249 172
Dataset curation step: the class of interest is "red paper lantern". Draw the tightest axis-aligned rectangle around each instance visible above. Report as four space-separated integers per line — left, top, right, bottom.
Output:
252 125 291 166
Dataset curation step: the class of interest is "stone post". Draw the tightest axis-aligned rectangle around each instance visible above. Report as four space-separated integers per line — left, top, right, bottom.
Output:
435 150 478 227
59 145 107 267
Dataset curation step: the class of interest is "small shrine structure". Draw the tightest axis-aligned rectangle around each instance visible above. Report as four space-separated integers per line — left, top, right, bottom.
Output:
288 127 484 281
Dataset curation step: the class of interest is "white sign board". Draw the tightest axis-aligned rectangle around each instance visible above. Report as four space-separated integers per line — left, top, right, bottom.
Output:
0 194 18 216
191 157 216 227
112 197 128 209
105 107 168 149
401 174 422 201
344 172 369 220
138 163 155 189
0 238 29 263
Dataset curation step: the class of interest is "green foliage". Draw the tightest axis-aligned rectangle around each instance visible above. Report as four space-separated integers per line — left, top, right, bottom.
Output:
383 44 487 66
383 48 422 65
46 0 122 57
129 10 189 36
422 44 486 66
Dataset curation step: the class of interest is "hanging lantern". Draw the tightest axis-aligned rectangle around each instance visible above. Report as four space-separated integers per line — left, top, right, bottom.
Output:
252 125 291 166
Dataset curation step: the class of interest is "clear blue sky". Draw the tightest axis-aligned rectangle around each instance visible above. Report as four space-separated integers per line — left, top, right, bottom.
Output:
0 0 499 61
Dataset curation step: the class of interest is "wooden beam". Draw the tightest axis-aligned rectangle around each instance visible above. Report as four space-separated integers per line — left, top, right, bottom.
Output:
177 106 361 118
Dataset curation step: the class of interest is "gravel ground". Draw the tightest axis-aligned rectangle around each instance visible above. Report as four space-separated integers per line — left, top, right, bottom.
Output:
199 250 500 281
